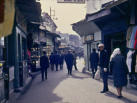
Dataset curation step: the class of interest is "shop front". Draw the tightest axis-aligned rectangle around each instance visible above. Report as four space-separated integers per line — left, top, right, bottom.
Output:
82 33 101 70
0 38 8 102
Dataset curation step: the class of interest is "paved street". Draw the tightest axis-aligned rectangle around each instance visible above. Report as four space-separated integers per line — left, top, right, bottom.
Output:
16 58 137 103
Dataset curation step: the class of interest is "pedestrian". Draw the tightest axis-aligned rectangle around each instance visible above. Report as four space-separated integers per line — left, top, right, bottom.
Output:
59 52 64 70
49 52 55 71
54 51 60 71
98 43 109 93
90 48 99 78
65 50 74 75
40 51 49 81
73 51 78 71
110 48 128 98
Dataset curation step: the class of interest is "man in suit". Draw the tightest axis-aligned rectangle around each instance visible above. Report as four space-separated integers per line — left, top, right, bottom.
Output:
98 43 109 93
59 52 64 70
40 51 49 81
54 51 60 71
65 50 74 75
49 52 55 71
90 48 99 78
73 51 78 71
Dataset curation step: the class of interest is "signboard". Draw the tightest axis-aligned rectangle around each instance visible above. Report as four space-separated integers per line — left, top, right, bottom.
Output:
57 0 85 3
84 35 94 42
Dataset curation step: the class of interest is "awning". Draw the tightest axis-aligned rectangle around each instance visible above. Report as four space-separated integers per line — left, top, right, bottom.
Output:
86 0 129 35
72 20 100 36
0 0 15 37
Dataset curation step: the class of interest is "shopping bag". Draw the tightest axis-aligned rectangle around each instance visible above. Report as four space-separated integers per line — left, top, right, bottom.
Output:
94 68 101 80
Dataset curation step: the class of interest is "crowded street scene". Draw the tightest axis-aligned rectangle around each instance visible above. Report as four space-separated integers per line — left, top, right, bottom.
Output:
0 0 137 103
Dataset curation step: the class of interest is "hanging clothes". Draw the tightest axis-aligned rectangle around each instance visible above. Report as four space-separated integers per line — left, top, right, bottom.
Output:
126 26 134 48
126 50 135 73
130 26 137 49
126 26 137 49
134 30 137 49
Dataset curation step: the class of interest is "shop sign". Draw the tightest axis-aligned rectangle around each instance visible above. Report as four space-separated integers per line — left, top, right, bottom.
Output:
84 35 94 42
57 0 85 3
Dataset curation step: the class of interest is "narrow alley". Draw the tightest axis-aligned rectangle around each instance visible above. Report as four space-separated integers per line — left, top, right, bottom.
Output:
16 59 137 103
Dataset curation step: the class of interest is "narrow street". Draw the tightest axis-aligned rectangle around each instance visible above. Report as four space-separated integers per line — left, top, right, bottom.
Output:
16 59 137 103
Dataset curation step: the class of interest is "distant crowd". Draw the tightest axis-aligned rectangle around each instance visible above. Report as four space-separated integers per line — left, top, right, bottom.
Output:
40 50 78 81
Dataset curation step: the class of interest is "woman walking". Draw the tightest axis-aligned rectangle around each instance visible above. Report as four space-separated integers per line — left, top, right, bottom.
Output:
110 48 128 98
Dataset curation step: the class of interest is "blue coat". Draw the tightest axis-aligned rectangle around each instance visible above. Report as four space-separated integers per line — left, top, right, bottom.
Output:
110 54 128 87
65 53 74 66
59 54 64 65
54 54 60 65
90 52 99 68
49 54 55 64
40 55 49 69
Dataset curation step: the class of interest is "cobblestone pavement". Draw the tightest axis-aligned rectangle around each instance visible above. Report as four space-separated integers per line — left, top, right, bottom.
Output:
16 58 137 103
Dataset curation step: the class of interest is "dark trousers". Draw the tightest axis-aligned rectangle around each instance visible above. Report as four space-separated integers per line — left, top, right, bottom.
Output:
55 64 58 71
67 65 73 75
41 68 47 80
91 65 97 77
60 64 63 70
51 64 54 71
101 67 108 91
74 62 78 70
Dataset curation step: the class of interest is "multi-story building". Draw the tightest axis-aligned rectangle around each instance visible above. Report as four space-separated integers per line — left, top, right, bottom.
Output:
57 0 85 3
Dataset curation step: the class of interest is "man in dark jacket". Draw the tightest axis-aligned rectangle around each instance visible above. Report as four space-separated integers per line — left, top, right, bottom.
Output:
73 51 78 71
98 43 109 93
59 52 64 70
65 50 74 75
49 52 55 71
54 51 60 71
90 48 99 78
40 51 49 81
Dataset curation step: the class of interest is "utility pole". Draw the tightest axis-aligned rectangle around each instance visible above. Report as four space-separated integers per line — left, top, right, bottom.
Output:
49 7 58 20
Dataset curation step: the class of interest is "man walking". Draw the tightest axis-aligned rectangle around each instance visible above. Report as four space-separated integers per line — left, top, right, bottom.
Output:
54 51 60 71
65 50 74 75
59 52 64 70
40 51 49 81
73 51 78 71
98 43 109 93
90 48 99 78
49 52 55 71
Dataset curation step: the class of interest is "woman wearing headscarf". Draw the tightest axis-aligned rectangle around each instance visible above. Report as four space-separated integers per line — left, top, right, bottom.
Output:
110 48 128 98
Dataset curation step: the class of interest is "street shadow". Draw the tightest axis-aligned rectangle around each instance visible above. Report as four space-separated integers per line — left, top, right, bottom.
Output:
105 91 137 103
16 69 69 103
71 71 91 79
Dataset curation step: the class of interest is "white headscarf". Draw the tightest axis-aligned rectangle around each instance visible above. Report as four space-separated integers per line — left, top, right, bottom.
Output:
110 48 121 62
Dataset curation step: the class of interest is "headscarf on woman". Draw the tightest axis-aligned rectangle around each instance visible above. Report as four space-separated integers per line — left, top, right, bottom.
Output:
110 48 121 62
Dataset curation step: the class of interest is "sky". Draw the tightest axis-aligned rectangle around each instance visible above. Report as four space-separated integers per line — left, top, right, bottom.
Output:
40 0 86 34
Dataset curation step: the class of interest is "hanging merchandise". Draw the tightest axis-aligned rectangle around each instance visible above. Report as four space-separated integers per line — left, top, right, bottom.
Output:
134 30 137 49
130 26 137 49
126 26 134 48
126 50 135 73
0 0 4 23
0 0 15 37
